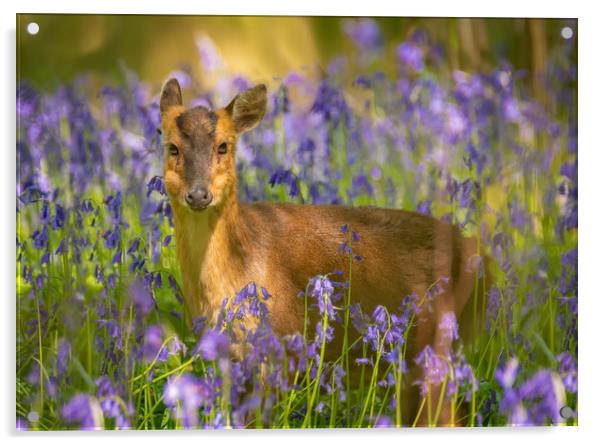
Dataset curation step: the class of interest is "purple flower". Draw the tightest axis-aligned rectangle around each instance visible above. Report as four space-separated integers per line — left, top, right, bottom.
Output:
96 318 118 342
168 336 187 357
196 329 230 360
95 376 121 418
495 357 520 389
31 225 48 250
509 200 528 228
105 192 122 223
416 199 432 216
56 339 71 377
343 18 383 52
447 352 477 401
438 312 459 343
146 176 166 197
129 279 155 317
397 42 424 72
16 417 28 431
360 325 379 352
163 374 207 428
167 70 191 89
557 352 577 393
153 272 162 288
315 320 335 343
142 325 167 363
374 415 391 428
192 316 207 336
414 345 448 397
54 239 66 255
517 370 565 425
309 275 337 320
311 81 350 127
168 274 184 305
17 81 40 119
356 357 370 366
496 358 566 425
195 34 223 73
52 204 65 229
39 200 50 224
502 96 521 122
268 167 300 198
61 394 102 430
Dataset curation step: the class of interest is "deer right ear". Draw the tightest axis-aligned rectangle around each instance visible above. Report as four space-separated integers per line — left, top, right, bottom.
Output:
160 78 183 115
225 84 267 134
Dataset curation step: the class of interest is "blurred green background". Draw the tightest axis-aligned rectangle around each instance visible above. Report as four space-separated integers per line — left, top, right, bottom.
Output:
17 14 576 96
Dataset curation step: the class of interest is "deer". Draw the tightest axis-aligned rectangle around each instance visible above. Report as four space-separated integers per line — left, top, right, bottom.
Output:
158 78 493 426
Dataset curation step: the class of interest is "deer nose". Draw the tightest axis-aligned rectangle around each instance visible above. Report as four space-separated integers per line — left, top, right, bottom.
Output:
185 186 213 210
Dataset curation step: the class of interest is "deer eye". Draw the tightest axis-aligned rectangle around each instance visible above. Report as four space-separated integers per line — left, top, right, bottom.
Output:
217 142 228 154
168 144 179 156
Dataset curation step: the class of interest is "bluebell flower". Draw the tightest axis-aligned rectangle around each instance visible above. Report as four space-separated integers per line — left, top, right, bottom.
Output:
16 417 28 431
105 192 122 223
168 336 187 357
191 316 207 337
397 42 424 72
142 325 167 363
557 352 577 393
438 312 459 343
353 75 372 89
56 339 71 377
62 394 102 430
196 329 230 361
343 18 382 52
146 176 166 197
163 374 206 428
195 34 223 73
495 357 520 389
517 370 565 425
95 376 121 419
39 200 50 224
311 81 350 127
414 345 448 397
129 279 155 317
309 275 337 321
127 238 140 254
32 225 48 250
374 415 391 427
17 81 40 119
53 239 65 256
52 204 65 229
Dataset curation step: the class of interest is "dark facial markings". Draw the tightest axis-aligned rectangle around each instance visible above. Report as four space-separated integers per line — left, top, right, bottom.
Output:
175 107 218 190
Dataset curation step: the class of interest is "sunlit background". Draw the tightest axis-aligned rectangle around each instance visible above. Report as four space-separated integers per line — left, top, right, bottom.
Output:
18 15 576 96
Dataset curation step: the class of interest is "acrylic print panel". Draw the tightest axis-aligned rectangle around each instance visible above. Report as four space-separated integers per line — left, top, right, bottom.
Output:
16 14 577 430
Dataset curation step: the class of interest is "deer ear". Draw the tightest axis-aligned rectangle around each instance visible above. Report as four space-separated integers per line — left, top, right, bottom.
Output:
160 78 183 115
225 84 267 133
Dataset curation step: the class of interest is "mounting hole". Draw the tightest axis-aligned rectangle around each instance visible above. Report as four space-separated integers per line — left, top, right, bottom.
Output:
26 22 39 35
559 405 574 419
561 26 573 40
27 411 39 423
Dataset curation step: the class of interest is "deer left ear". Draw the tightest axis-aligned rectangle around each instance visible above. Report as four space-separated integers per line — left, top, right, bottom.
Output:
160 78 183 115
225 84 267 133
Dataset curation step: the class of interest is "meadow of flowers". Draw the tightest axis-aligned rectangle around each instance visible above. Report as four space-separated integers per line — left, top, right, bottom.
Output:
16 19 577 429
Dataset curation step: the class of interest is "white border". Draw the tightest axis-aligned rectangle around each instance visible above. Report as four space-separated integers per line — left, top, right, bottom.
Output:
2 1 600 445
1 0 585 17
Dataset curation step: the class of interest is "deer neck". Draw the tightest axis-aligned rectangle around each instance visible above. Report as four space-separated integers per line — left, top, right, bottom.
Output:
172 187 245 322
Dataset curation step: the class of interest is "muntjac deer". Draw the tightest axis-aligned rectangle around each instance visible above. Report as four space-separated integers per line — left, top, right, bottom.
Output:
159 78 492 426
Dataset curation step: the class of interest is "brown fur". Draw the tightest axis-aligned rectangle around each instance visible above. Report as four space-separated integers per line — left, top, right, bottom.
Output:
159 79 492 426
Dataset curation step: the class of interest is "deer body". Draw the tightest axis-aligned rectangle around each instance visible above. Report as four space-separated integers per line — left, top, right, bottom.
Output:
160 78 489 426
173 199 478 337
